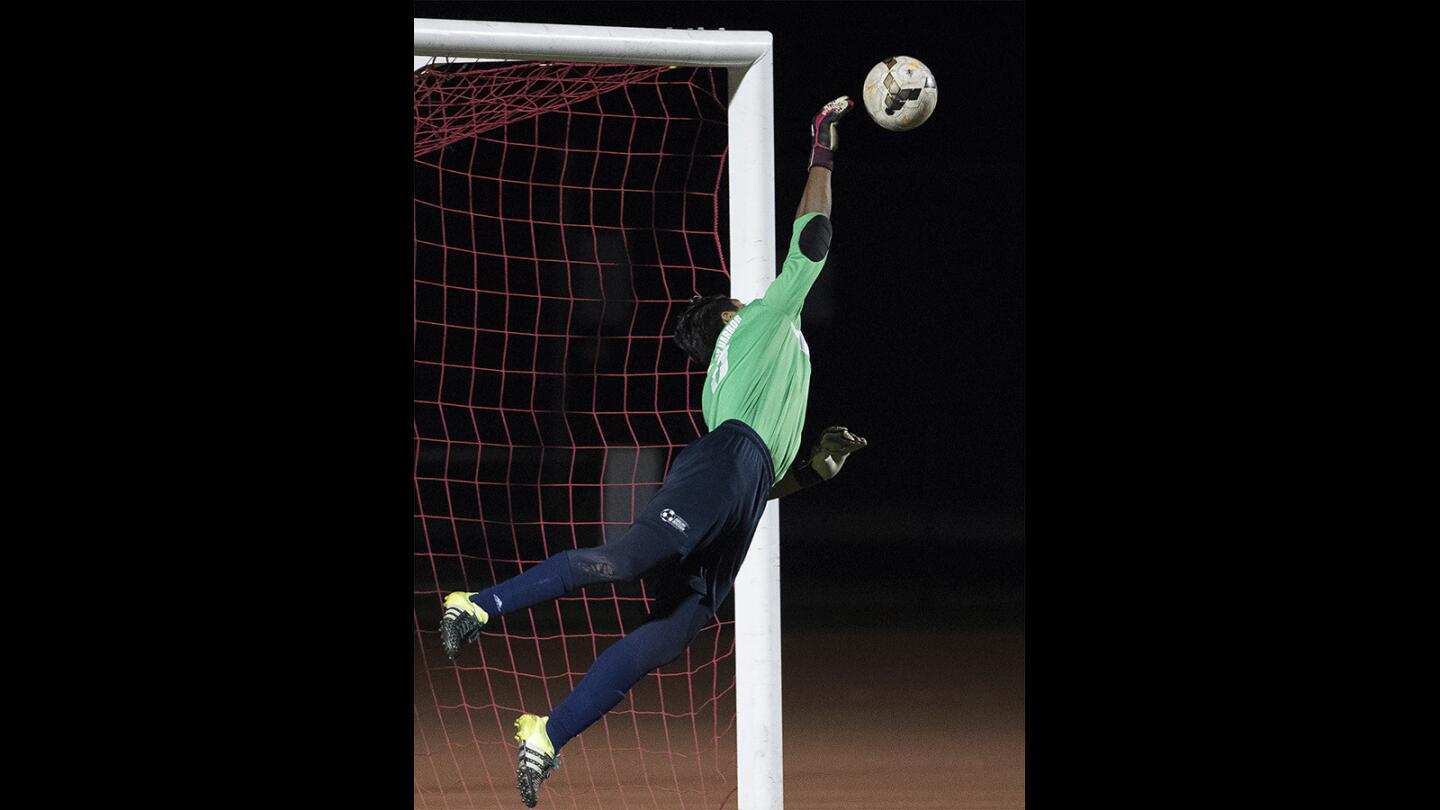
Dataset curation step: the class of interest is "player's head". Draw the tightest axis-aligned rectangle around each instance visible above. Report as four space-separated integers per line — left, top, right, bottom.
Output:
673 293 744 365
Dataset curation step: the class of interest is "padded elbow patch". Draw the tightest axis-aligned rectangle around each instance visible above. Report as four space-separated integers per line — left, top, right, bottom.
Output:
798 215 832 261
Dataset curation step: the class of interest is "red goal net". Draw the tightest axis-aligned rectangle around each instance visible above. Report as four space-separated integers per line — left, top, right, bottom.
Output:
413 61 736 809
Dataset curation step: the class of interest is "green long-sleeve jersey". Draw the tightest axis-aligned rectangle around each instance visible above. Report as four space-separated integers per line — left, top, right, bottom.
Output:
701 212 829 475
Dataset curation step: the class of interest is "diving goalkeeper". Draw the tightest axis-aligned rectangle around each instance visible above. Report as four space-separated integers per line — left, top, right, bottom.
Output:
439 96 862 808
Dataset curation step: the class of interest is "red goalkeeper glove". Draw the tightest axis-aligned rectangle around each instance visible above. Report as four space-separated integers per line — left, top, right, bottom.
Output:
809 96 854 171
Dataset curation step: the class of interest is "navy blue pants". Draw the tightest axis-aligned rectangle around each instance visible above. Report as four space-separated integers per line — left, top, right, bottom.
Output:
471 420 775 750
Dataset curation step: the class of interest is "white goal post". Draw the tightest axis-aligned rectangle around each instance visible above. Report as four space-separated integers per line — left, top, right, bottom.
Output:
413 18 784 810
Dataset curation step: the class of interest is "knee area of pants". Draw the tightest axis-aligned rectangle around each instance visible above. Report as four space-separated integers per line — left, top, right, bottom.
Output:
641 636 692 671
568 547 636 583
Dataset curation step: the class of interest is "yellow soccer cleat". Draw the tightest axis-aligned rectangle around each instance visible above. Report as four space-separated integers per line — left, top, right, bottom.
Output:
438 592 489 660
514 714 559 807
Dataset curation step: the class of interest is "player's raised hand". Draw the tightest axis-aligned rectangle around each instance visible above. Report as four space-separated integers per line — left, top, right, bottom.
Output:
809 96 854 170
811 96 854 150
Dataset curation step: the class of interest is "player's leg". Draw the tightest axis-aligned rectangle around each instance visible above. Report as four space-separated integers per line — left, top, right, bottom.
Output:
442 432 741 659
512 587 713 806
440 522 688 659
544 588 711 749
482 524 686 617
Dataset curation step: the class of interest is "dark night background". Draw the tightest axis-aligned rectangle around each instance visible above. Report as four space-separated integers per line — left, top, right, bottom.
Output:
414 0 1026 629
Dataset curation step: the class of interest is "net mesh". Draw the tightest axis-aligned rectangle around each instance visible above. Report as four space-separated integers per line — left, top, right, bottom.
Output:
413 61 735 810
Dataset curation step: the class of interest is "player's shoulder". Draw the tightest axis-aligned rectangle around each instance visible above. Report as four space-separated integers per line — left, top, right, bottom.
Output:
729 298 769 329
736 298 794 330
741 297 775 317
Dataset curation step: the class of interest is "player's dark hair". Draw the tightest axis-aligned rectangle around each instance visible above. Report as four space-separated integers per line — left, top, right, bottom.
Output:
672 293 738 366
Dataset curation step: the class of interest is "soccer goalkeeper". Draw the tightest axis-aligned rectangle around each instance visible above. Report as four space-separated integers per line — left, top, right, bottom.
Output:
439 96 861 808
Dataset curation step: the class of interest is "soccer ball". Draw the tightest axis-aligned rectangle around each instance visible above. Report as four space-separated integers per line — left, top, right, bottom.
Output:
862 56 939 131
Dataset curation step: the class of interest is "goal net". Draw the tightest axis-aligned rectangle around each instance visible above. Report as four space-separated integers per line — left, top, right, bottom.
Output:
413 59 743 809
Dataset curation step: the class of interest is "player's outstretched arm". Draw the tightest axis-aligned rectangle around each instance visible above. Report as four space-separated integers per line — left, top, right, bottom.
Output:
796 96 852 220
768 426 868 499
765 97 851 318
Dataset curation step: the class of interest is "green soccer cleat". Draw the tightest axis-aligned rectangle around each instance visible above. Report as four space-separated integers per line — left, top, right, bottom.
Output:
439 592 489 660
514 713 560 808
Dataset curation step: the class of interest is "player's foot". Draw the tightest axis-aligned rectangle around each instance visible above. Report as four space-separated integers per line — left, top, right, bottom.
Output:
812 94 852 154
439 592 489 660
514 714 560 808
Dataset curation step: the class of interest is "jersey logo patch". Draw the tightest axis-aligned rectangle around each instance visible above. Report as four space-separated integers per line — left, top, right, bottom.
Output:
659 508 689 533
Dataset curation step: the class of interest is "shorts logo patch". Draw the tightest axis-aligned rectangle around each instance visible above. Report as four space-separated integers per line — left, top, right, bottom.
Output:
659 508 689 533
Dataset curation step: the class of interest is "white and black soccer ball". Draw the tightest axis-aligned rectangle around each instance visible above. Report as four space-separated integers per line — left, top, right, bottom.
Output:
862 56 939 131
